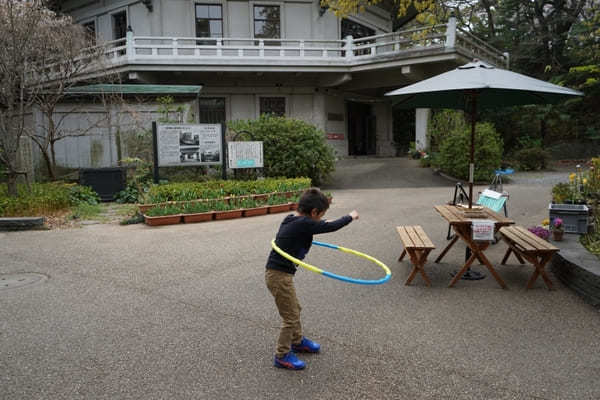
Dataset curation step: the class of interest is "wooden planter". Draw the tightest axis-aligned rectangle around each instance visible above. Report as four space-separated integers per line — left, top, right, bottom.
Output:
214 210 243 220
138 204 153 213
268 203 292 214
290 202 299 211
243 206 269 217
182 212 215 223
252 194 270 202
144 214 182 226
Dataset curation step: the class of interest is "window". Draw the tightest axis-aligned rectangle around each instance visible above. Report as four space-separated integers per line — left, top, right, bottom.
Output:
254 5 280 43
259 97 285 117
82 20 96 45
341 19 375 56
198 98 226 124
195 4 223 44
112 11 127 40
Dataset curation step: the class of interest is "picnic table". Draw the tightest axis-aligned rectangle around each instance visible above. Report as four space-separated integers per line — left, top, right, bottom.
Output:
434 205 515 288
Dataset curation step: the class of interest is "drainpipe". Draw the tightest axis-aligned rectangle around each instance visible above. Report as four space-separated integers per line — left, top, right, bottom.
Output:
445 15 456 49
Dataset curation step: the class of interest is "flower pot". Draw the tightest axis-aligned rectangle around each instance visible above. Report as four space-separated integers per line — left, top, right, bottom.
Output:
268 203 292 214
144 214 182 226
138 204 153 213
552 230 564 241
243 206 269 217
214 210 243 220
290 202 298 211
182 212 214 223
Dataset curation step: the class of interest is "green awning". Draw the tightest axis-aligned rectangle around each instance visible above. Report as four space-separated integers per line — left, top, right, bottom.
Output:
65 84 202 95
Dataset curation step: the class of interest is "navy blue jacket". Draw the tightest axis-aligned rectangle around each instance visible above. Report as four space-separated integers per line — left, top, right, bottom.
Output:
266 213 353 274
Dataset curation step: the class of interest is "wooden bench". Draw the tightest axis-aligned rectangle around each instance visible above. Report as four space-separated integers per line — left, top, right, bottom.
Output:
396 226 436 286
499 226 560 290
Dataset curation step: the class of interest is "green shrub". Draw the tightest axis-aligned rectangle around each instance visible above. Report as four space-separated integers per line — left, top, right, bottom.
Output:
551 183 573 204
228 115 335 185
433 122 503 182
182 201 212 214
513 147 551 171
145 177 310 204
70 203 102 219
145 205 183 216
0 183 72 217
68 185 100 205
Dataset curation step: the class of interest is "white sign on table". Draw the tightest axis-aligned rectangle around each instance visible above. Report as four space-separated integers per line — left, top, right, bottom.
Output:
471 219 496 241
157 124 222 166
228 141 263 169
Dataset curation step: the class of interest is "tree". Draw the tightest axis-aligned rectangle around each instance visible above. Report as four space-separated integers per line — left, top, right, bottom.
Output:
0 0 71 196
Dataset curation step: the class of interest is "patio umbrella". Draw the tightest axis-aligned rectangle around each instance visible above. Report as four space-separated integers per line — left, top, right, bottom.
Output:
385 59 583 208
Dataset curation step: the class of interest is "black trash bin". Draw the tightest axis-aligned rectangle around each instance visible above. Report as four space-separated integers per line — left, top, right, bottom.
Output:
79 167 127 202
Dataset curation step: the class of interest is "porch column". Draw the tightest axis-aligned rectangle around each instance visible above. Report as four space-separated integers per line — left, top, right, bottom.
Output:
415 108 430 151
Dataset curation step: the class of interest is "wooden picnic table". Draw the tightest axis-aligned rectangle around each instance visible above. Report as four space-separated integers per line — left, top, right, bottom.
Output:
434 205 515 288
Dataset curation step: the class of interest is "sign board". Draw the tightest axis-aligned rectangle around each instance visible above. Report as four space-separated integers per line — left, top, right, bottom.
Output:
156 123 222 166
228 141 263 169
326 133 345 140
471 219 495 241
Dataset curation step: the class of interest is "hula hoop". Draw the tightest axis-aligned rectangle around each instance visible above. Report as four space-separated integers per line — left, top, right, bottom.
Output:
271 239 391 285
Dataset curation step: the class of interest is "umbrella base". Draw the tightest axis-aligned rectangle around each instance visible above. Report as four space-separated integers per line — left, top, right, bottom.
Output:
451 268 486 280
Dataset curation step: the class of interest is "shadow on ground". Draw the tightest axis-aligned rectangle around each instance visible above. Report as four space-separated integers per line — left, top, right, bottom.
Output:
323 157 452 190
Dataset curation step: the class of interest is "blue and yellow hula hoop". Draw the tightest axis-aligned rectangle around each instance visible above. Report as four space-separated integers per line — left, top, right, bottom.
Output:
271 239 391 285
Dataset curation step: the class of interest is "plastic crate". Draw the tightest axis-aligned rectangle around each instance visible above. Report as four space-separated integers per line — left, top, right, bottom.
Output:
548 203 589 234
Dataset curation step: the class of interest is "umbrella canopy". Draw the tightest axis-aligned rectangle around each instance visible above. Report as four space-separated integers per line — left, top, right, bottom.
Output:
386 60 582 110
385 60 583 208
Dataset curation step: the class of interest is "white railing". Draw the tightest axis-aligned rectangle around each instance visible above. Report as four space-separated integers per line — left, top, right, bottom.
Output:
104 18 508 68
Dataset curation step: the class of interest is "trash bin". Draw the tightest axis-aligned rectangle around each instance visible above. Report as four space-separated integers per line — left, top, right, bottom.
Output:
79 167 127 202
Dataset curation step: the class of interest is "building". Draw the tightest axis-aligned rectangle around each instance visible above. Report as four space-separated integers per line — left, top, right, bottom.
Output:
42 0 507 172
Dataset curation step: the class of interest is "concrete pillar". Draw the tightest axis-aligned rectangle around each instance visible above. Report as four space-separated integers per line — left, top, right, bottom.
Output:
415 108 430 151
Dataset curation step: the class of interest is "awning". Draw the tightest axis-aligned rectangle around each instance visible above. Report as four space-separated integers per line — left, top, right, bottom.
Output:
65 84 203 95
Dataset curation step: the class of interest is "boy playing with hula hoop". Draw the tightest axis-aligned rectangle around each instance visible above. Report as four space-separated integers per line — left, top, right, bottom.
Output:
265 188 359 370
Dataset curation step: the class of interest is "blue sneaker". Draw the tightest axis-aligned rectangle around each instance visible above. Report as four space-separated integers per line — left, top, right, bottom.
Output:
274 352 306 370
292 337 321 353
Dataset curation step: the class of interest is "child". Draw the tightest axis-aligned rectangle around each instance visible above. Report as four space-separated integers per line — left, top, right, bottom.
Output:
265 187 359 370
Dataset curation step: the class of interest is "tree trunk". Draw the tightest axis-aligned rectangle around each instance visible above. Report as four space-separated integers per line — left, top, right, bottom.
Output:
41 148 56 181
6 172 18 197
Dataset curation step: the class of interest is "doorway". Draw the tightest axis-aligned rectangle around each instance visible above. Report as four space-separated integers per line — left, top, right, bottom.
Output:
347 101 376 156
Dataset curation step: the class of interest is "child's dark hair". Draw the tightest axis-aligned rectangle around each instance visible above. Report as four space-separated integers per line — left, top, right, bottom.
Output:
298 188 329 215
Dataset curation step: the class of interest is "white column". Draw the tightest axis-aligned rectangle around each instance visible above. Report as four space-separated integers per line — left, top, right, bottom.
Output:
445 16 456 48
415 108 430 151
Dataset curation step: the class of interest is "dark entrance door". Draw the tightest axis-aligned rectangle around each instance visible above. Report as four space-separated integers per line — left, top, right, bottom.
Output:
347 101 376 156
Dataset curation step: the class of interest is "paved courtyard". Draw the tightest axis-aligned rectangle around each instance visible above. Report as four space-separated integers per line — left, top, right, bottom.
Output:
1 158 598 399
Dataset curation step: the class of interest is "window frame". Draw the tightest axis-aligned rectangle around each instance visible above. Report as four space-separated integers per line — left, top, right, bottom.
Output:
194 3 224 40
249 1 284 42
256 95 288 118
110 9 128 41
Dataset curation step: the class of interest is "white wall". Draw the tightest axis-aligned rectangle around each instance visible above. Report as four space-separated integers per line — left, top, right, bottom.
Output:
324 94 347 157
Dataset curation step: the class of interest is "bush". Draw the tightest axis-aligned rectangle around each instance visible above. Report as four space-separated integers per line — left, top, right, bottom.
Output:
513 147 551 171
0 183 72 217
433 122 503 182
68 185 100 205
228 115 335 185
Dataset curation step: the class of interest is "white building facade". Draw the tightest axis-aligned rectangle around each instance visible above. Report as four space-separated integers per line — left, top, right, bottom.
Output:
52 0 507 168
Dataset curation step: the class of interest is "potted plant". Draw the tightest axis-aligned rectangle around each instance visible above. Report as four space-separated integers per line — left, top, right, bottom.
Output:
528 226 550 241
241 197 269 217
181 201 214 223
144 205 182 226
213 199 243 220
267 195 291 214
552 217 564 241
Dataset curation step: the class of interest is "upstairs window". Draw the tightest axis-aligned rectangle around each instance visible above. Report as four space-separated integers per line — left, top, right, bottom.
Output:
254 5 280 42
112 11 127 40
259 97 285 117
82 20 96 45
195 4 223 42
341 19 375 56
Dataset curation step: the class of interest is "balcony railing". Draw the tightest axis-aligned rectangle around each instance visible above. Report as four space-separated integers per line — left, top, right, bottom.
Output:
102 18 508 69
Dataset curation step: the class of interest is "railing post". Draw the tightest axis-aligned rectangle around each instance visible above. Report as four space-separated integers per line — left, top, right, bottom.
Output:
259 40 265 57
300 40 305 57
503 52 510 68
173 38 178 56
344 35 354 59
126 30 134 60
217 38 222 57
445 15 456 48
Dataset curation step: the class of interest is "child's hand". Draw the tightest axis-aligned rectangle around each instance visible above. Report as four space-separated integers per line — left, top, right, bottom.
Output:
349 210 359 220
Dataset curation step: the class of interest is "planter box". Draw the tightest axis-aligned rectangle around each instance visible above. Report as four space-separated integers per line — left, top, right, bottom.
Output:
268 203 292 214
252 194 270 202
214 210 243 220
144 214 182 226
182 212 214 223
243 206 269 217
290 202 298 211
549 203 589 234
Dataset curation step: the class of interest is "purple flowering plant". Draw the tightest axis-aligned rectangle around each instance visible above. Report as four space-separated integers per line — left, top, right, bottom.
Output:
553 218 564 232
528 226 550 240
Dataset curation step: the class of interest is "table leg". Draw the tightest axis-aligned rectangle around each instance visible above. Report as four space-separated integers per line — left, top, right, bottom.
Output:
435 235 458 263
525 253 554 290
448 252 477 287
398 249 406 262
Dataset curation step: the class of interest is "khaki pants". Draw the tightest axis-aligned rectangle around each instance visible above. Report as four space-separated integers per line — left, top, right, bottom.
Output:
265 269 302 358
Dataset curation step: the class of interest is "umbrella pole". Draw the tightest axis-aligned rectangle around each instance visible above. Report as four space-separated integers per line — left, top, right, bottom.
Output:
469 96 476 208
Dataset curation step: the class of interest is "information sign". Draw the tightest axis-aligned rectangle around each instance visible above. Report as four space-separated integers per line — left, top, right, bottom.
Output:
228 141 263 169
156 123 222 166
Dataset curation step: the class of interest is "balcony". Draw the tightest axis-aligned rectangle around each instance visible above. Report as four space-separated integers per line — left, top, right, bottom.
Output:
103 19 508 75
